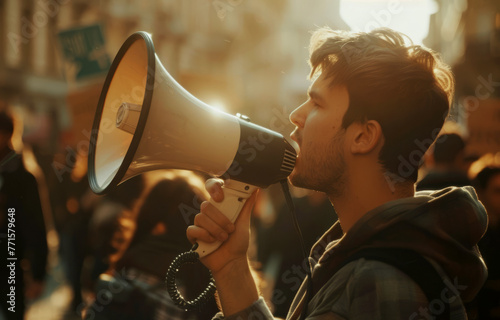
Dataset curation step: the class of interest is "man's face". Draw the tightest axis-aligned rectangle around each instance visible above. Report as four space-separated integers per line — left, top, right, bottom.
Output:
289 74 350 196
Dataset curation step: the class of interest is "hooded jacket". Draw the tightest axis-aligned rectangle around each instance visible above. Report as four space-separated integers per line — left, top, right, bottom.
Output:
214 186 488 320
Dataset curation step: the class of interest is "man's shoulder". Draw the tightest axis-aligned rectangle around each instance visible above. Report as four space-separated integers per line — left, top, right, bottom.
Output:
309 259 428 319
331 258 429 299
346 258 429 299
310 258 467 320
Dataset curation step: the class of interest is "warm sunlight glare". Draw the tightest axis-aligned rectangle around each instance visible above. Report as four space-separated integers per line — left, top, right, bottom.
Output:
340 0 439 45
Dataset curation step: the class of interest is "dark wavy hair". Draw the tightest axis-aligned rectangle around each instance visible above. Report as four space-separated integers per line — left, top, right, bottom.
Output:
129 175 207 249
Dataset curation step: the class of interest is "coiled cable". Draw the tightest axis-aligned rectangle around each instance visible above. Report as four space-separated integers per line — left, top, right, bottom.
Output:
166 250 216 312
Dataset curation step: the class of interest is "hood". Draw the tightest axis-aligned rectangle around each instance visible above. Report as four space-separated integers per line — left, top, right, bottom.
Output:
311 186 488 303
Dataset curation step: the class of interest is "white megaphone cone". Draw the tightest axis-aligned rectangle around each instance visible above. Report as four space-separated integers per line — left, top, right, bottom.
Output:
88 32 296 259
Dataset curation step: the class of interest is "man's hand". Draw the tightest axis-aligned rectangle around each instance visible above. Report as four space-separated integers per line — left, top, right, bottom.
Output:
186 178 261 316
186 178 258 275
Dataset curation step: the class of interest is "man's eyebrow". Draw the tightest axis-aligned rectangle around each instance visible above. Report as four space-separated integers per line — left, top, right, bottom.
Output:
308 88 325 103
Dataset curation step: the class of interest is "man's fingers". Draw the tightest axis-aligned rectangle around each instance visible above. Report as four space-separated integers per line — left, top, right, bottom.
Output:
205 178 224 202
194 211 230 242
186 188 258 256
201 201 235 234
186 225 216 244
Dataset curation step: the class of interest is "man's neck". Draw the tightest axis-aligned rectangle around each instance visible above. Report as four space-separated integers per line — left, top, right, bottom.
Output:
328 172 414 233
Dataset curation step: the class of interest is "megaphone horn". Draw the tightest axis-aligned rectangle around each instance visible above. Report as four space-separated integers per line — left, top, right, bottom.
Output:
88 32 296 197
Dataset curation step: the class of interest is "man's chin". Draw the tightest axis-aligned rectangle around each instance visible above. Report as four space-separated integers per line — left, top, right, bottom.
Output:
289 170 331 194
288 171 308 189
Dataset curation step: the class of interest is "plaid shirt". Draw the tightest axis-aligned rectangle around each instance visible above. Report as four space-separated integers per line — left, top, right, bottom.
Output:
213 187 487 320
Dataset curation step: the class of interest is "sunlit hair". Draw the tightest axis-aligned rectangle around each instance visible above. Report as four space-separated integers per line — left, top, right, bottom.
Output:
309 27 454 183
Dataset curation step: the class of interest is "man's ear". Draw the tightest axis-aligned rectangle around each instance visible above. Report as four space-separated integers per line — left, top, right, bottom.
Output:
350 120 383 154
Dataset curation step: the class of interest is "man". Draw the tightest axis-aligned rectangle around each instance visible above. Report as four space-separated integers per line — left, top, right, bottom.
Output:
187 28 487 319
0 110 48 320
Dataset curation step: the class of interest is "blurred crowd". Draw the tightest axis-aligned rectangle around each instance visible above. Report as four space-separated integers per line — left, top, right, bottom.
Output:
1 108 500 320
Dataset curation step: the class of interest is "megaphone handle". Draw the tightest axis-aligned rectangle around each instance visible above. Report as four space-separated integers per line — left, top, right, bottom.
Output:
195 180 258 258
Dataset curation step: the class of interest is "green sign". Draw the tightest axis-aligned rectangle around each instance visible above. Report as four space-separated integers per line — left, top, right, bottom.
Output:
58 24 111 80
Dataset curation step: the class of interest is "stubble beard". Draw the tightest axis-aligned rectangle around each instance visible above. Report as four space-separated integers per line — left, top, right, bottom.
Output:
289 131 347 198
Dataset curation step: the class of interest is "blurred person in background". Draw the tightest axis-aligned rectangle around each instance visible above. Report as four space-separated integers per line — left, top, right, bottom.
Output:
84 171 218 320
416 133 471 191
55 152 96 314
0 110 48 320
85 175 145 291
470 153 500 319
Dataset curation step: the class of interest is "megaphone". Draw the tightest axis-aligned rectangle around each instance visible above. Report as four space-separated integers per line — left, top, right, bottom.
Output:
88 31 296 259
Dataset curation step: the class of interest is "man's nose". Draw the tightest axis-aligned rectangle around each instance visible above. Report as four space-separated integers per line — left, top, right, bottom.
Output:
289 101 307 128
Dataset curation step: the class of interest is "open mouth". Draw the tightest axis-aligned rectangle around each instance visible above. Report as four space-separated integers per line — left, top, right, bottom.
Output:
289 135 300 154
